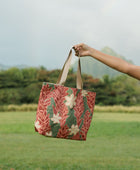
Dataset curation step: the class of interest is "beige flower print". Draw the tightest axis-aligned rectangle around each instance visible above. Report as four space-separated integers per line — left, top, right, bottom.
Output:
81 90 88 97
35 121 41 129
46 131 52 137
69 124 79 135
65 94 77 109
51 113 61 124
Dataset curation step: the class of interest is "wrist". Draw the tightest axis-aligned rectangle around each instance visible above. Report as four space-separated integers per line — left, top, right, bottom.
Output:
89 47 96 57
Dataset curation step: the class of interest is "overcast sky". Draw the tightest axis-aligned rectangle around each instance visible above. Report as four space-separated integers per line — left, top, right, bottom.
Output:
0 0 140 69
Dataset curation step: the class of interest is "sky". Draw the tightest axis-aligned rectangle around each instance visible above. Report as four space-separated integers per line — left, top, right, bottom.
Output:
0 0 140 69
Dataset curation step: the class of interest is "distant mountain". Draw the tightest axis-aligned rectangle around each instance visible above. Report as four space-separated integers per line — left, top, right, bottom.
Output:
0 64 29 70
0 64 10 70
72 47 133 78
0 47 133 79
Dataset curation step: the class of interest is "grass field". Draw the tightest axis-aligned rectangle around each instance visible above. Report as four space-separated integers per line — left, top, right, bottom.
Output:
0 104 140 113
0 111 140 170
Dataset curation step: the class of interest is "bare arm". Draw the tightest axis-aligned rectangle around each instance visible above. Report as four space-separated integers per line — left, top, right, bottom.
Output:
73 43 140 80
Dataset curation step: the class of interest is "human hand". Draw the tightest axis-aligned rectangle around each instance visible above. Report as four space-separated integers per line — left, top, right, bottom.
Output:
73 43 94 57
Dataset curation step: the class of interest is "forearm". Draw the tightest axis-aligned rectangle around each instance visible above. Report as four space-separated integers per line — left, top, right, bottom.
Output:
73 43 140 80
127 65 140 80
90 48 130 74
90 48 140 80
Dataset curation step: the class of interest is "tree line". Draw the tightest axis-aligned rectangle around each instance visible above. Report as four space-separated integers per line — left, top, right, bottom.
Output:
0 67 140 106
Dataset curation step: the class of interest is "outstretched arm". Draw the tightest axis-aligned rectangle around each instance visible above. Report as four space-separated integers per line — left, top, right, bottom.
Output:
73 43 140 80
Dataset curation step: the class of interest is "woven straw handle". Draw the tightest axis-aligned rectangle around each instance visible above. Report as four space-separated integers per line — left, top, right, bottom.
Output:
56 49 83 89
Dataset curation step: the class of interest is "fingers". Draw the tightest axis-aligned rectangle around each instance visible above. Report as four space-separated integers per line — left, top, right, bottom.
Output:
73 43 83 51
72 47 79 56
75 51 79 56
73 43 86 57
72 43 82 56
73 47 80 56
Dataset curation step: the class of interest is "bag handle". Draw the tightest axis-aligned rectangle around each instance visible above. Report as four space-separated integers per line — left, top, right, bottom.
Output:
56 49 83 89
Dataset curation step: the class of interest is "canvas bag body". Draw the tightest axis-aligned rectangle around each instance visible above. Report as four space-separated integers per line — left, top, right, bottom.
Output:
34 49 96 140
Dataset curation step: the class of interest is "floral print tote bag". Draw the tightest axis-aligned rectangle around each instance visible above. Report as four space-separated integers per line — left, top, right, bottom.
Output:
34 49 96 140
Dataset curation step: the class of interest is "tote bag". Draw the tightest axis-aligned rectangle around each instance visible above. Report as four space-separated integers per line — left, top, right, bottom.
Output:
34 49 96 140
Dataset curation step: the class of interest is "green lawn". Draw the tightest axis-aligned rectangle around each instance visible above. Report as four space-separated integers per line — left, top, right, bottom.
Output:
0 111 140 170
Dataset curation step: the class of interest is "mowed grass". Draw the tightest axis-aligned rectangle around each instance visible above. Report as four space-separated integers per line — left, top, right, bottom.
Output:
0 112 140 170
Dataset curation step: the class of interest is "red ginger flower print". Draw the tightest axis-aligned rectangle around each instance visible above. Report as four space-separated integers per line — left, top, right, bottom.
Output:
35 113 51 135
60 115 68 127
81 110 92 134
54 86 69 126
86 92 96 113
80 131 86 140
41 84 52 99
72 132 80 140
57 125 69 139
74 93 84 126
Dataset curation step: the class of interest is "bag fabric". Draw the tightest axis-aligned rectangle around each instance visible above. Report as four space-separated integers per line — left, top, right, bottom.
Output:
34 49 96 140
